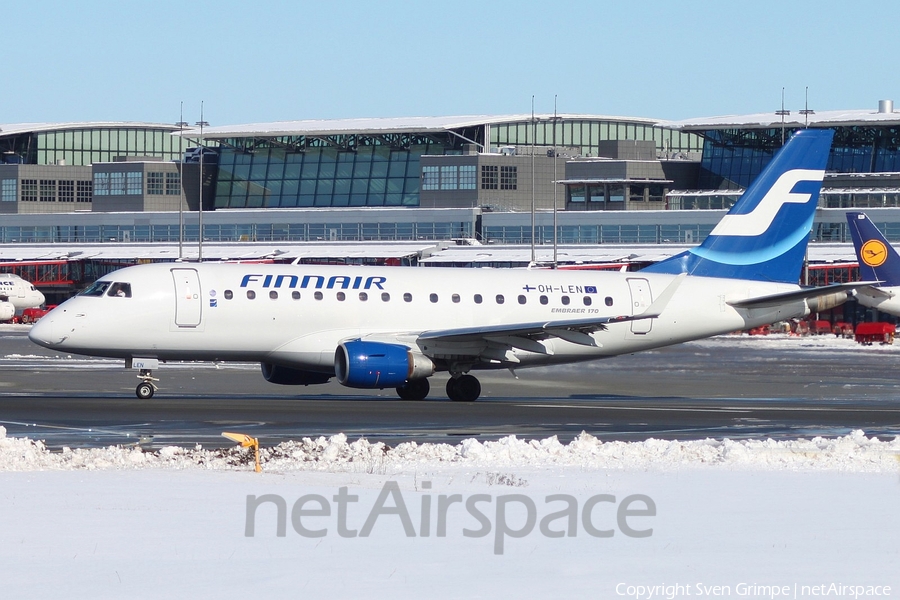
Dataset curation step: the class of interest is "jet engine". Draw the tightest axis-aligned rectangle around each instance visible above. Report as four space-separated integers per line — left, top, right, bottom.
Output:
334 340 434 389
0 300 15 322
806 291 849 314
260 362 333 385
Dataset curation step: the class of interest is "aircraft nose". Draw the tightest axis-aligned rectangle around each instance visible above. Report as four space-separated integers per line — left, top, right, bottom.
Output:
28 314 57 348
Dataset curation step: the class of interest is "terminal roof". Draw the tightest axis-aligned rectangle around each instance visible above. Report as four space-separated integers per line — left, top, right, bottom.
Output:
672 109 900 130
175 114 664 139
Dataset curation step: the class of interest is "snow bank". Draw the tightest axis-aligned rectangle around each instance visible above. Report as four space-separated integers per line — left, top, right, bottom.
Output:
1 425 898 473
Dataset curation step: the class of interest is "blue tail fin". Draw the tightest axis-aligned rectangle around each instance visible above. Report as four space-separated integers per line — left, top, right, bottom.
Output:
846 211 900 285
645 128 834 282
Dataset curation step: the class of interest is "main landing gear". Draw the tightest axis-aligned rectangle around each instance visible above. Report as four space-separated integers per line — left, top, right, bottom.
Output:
396 378 430 401
136 369 159 399
394 374 482 401
446 374 481 402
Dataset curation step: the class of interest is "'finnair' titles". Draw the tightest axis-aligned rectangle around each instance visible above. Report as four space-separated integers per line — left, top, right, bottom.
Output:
240 274 387 290
30 129 864 402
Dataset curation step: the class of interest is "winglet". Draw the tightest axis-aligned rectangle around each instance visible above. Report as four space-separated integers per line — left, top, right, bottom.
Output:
639 273 686 319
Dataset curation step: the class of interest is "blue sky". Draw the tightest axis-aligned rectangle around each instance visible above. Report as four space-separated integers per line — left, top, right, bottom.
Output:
2 0 896 127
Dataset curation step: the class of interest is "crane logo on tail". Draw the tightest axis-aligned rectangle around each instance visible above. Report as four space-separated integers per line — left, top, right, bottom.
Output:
861 239 888 267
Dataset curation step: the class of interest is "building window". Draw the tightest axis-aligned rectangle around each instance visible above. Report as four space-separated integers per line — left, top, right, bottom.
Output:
165 172 181 195
110 172 126 195
58 180 75 202
1 179 16 202
440 166 457 190
39 180 56 202
147 172 164 195
93 173 109 196
459 165 476 189
481 165 498 189
569 185 586 203
500 166 517 190
126 172 142 195
76 180 93 202
422 166 440 190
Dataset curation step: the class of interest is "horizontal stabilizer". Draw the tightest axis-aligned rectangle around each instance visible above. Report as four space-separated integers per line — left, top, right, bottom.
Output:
727 281 878 309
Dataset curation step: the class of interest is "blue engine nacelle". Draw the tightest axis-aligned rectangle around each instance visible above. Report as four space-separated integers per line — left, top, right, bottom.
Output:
260 362 333 386
335 340 434 389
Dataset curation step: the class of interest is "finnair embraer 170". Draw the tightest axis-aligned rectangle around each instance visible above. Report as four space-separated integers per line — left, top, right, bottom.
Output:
30 129 858 401
846 211 900 316
0 274 46 322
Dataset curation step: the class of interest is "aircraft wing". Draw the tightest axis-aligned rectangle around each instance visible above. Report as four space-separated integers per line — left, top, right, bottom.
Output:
726 281 879 309
410 274 685 359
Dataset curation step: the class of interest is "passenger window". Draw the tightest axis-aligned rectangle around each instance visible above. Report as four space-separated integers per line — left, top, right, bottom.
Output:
247 290 256 300
80 281 111 297
224 290 233 300
429 293 438 303
314 291 323 300
107 282 132 298
540 295 548 305
336 292 345 301
403 293 412 302
605 296 613 306
452 294 460 303
381 292 390 302
359 292 368 301
496 294 505 304
269 291 278 300
583 296 592 306
474 294 483 304
517 295 526 305
561 295 570 305
292 291 301 300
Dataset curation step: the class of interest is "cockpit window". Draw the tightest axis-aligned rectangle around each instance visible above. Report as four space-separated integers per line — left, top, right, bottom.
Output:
107 282 132 298
80 281 111 297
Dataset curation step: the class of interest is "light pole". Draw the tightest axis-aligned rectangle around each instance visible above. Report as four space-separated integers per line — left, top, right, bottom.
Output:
195 101 209 262
176 103 188 260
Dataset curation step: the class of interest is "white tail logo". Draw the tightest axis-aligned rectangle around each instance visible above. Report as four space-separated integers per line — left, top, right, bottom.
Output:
709 169 824 237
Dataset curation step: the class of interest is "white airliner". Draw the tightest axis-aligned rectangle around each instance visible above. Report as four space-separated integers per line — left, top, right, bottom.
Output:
0 274 46 322
846 211 900 315
30 129 859 401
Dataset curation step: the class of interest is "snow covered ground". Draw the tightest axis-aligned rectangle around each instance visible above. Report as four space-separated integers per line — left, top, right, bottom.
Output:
1 426 899 598
2 326 900 597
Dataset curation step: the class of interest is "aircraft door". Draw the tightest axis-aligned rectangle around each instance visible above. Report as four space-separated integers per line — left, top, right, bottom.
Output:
172 268 202 327
627 277 652 334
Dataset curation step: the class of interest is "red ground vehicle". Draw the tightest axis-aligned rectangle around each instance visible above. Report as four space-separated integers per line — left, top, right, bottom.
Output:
832 322 854 338
810 320 833 335
16 305 55 324
854 322 896 345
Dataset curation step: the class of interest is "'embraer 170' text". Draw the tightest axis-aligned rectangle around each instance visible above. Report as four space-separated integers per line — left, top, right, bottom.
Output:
240 274 387 290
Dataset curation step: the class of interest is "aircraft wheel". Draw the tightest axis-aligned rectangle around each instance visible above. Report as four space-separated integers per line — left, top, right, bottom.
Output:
136 382 155 400
447 374 480 402
396 378 430 400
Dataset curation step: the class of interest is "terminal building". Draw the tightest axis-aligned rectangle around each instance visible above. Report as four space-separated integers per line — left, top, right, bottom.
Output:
3 105 900 274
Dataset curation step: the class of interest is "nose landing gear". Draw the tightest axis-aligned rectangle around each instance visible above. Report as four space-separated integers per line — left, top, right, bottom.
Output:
136 369 159 399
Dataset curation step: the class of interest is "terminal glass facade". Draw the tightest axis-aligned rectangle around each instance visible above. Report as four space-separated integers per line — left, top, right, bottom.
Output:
490 120 702 157
5 128 188 166
698 126 900 190
214 135 459 209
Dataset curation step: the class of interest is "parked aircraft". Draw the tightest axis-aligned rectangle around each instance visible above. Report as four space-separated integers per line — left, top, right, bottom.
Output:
30 129 858 401
846 211 900 315
0 274 46 322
